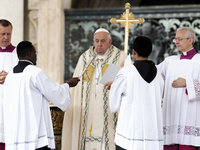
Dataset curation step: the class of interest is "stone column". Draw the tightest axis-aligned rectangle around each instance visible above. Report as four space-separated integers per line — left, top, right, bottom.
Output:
27 0 66 84
0 0 24 46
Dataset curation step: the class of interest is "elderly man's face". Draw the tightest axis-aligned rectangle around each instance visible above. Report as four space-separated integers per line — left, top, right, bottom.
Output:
0 24 12 47
174 29 194 52
93 32 112 55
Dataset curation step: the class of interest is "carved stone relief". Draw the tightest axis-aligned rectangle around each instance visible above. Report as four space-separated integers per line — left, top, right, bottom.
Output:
64 5 200 81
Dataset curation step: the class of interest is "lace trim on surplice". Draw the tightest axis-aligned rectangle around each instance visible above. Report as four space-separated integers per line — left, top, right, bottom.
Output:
163 125 200 136
193 79 200 97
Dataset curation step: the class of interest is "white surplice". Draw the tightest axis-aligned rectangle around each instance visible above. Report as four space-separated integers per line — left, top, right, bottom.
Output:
3 65 71 150
109 65 164 150
0 48 18 142
158 54 200 146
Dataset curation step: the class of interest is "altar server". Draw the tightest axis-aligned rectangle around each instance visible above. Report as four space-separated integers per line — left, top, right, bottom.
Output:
109 36 164 150
3 41 79 150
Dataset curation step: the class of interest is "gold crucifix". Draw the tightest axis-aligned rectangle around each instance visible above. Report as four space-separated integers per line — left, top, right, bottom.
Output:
110 3 145 54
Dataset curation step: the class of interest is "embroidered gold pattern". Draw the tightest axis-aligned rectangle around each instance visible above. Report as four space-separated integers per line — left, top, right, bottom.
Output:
82 65 95 82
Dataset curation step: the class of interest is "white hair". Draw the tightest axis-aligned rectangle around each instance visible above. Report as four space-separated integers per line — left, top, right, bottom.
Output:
177 27 196 44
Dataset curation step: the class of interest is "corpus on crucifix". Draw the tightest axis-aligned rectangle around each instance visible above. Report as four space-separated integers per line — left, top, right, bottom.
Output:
110 2 145 54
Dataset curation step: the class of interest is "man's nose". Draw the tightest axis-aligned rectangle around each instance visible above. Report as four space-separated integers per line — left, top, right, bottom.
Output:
98 42 102 46
4 34 9 39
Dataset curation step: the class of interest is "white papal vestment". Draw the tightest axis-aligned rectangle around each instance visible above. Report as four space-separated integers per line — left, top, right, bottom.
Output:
62 45 127 150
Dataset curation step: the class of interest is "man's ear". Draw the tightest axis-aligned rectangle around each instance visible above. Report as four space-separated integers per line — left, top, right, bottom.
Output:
109 39 112 45
189 38 194 45
27 51 32 57
132 49 136 55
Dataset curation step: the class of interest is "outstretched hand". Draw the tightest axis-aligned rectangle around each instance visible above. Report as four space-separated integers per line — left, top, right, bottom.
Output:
67 77 80 87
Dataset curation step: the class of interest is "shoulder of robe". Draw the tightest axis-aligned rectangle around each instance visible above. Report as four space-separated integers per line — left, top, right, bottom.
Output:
164 55 179 62
25 65 44 76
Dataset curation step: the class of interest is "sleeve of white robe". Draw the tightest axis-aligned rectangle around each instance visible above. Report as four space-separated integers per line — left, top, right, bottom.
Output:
157 60 166 81
187 78 200 100
109 70 126 114
34 70 71 112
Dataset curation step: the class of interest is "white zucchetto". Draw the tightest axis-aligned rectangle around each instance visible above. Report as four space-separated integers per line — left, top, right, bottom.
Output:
94 28 110 34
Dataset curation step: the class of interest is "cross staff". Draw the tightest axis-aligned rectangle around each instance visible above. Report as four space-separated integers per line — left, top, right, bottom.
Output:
110 3 145 54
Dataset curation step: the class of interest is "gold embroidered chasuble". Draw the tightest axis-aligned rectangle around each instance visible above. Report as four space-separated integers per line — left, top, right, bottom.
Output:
62 45 127 150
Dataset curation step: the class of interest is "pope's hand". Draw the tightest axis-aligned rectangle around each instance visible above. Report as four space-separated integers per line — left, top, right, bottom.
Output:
105 81 113 90
120 61 124 67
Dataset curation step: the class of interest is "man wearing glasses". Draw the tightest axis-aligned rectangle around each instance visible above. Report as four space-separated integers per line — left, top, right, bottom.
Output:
158 27 200 150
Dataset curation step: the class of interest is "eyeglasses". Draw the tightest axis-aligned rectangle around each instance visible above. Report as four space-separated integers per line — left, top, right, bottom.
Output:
173 38 190 43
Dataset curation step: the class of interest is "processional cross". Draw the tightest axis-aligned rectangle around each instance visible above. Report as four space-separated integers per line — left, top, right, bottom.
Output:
110 3 145 54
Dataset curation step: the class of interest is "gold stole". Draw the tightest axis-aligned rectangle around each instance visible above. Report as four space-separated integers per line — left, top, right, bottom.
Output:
82 64 109 82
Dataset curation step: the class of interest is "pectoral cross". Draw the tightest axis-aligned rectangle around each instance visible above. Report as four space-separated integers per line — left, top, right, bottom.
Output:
110 3 145 54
